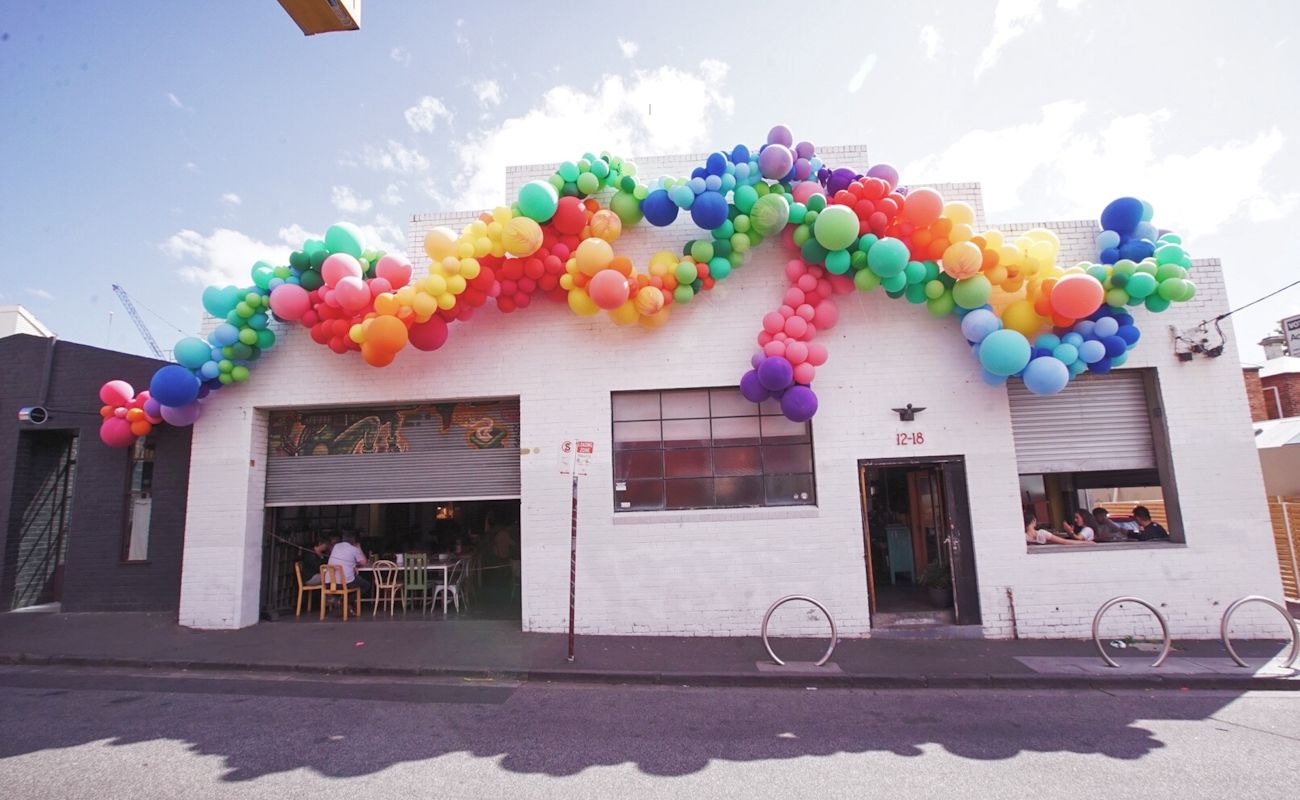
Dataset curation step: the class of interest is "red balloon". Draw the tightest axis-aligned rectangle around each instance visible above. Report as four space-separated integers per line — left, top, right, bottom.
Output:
551 196 587 235
409 317 450 351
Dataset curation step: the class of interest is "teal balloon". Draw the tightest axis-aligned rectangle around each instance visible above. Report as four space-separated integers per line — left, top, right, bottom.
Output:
979 329 1032 377
881 272 908 293
202 285 241 318
825 249 851 275
1125 271 1158 299
904 282 928 304
251 262 275 290
256 329 276 350
324 223 365 257
173 337 212 369
734 184 759 213
903 261 926 285
518 180 559 222
709 256 733 281
610 190 643 225
867 237 909 278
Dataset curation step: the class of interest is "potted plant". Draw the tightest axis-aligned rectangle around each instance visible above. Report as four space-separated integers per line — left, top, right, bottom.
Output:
918 561 953 608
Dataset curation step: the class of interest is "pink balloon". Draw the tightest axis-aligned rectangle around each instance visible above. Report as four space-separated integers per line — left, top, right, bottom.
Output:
796 274 818 293
757 331 773 346
828 274 855 295
793 363 816 385
778 305 794 318
807 343 829 366
796 304 815 321
99 417 137 448
785 259 807 282
813 301 839 330
368 277 393 297
321 253 363 288
160 402 202 427
783 288 805 307
763 340 787 357
334 276 371 312
792 181 824 205
375 254 413 289
762 312 785 334
323 289 341 308
588 269 630 311
786 341 809 365
268 284 311 321
783 316 808 339
99 380 134 407
114 407 127 418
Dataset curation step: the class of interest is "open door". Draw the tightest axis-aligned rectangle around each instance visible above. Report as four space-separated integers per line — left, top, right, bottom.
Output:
940 459 981 625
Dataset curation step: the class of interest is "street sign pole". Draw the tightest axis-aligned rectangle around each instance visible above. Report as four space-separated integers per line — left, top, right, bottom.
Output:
567 472 578 662
558 438 592 663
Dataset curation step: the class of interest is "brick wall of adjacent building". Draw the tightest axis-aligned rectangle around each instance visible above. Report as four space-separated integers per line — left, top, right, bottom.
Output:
0 335 193 612
1244 368 1267 422
176 146 1285 639
1260 372 1300 420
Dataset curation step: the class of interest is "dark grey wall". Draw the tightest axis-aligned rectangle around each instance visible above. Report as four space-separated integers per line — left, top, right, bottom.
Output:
0 334 193 612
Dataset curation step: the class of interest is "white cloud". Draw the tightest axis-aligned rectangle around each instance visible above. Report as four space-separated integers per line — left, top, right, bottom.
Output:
166 92 187 110
382 183 404 206
404 95 452 133
919 25 942 60
26 288 55 300
184 161 200 173
473 79 502 108
220 192 241 206
331 185 373 214
617 37 639 58
974 0 1042 80
390 46 411 66
353 140 430 174
444 61 734 210
847 55 878 93
161 227 312 286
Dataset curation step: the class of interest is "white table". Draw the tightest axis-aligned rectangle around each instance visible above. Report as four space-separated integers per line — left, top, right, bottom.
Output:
359 557 466 616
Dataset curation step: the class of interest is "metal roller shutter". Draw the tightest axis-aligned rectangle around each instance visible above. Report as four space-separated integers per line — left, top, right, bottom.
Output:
1008 371 1156 474
264 398 520 506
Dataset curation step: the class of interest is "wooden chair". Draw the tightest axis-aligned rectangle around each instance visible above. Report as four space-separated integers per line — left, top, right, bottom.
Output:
402 553 430 614
369 560 401 617
319 564 361 620
433 557 469 614
294 561 322 617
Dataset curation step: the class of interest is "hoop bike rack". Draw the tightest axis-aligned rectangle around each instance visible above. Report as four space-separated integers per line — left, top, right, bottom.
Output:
1219 595 1299 670
761 595 838 667
1091 596 1172 668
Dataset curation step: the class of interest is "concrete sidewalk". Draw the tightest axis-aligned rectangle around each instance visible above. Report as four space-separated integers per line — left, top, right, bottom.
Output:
1 611 1296 690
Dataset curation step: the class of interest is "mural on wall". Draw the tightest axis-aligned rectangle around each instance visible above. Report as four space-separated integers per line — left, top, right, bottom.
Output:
269 401 516 457
95 125 1199 447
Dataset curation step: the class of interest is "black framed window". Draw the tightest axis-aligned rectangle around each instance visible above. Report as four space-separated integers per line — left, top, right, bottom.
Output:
612 388 816 511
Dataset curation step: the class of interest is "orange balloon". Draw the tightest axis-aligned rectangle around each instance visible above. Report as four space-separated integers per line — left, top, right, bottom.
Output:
941 241 984 279
367 315 409 353
575 238 614 277
1050 274 1105 319
361 343 396 367
634 286 665 316
130 420 152 437
100 405 115 419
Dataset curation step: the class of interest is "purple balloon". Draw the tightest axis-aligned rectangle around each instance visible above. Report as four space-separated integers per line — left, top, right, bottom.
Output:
142 398 162 418
866 163 899 190
757 356 794 392
758 144 794 180
794 140 815 159
750 352 765 369
826 167 859 195
794 158 812 181
780 386 818 422
767 125 793 147
160 401 202 427
739 370 770 403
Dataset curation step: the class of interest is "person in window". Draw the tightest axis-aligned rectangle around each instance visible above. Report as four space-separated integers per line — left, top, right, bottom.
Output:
1090 508 1129 543
1025 509 1096 546
1061 509 1099 542
327 533 371 594
1127 506 1170 542
302 539 329 585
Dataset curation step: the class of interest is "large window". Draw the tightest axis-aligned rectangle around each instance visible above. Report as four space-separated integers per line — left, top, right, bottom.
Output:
123 437 154 562
1010 370 1181 545
612 388 816 512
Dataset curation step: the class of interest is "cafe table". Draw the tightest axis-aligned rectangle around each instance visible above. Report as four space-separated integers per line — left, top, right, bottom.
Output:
358 555 466 616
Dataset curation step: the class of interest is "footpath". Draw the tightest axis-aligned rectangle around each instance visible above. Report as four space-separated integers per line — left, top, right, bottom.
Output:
1 611 1296 691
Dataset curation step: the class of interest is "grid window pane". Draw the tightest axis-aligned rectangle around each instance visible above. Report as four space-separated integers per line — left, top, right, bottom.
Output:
662 418 711 448
760 415 810 443
617 480 664 511
714 446 762 476
762 444 813 474
666 478 715 509
709 387 758 418
712 416 761 445
715 476 765 507
661 390 710 419
614 449 664 480
765 473 816 506
665 447 712 478
612 393 661 421
613 420 661 450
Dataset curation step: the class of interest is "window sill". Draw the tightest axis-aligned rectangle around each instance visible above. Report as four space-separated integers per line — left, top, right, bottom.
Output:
612 505 820 526
1026 541 1186 554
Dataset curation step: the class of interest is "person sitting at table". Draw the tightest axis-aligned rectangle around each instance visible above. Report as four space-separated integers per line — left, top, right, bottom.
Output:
1090 507 1129 543
1126 505 1171 542
1061 509 1099 542
1025 510 1095 546
301 538 328 585
327 533 371 594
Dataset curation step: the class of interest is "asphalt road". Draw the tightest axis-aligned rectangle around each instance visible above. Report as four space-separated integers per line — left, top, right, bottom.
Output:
1 665 1298 799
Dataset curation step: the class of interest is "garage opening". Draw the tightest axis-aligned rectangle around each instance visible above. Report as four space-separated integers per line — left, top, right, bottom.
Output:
257 399 521 621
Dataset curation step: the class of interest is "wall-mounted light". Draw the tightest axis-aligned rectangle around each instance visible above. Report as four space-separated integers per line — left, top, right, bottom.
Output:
891 404 925 422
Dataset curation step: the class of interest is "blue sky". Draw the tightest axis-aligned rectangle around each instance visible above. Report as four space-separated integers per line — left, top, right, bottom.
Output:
2 1 1297 359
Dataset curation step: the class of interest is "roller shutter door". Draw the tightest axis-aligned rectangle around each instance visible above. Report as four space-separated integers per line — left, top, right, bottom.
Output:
1008 371 1156 474
265 398 520 506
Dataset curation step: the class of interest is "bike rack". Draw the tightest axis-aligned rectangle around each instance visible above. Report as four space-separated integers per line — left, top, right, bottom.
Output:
761 595 838 667
1219 595 1299 670
1091 596 1172 668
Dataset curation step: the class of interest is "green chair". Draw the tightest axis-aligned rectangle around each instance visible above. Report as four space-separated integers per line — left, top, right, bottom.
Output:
403 553 431 614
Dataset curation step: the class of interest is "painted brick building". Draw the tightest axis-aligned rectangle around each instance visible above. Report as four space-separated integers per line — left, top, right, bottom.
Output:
175 147 1287 640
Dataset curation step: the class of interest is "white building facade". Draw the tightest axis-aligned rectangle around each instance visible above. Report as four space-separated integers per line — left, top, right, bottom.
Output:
176 147 1287 640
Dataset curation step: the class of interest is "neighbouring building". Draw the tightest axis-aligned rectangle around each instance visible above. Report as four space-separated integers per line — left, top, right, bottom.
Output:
0 322 193 612
175 147 1287 640
1245 334 1300 498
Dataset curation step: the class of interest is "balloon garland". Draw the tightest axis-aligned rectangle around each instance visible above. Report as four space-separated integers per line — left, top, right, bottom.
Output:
96 125 1198 447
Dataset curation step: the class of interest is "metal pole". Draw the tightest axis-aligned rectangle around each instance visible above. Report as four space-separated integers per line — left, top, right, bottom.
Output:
567 473 578 662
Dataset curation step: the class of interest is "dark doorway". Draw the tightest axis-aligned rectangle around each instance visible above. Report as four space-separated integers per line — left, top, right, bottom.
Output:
3 430 78 610
859 456 980 628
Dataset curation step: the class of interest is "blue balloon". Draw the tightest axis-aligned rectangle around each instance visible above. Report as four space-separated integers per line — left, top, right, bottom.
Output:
1100 197 1144 237
1074 320 1096 337
1134 221 1158 242
1117 325 1141 345
980 368 1007 387
731 144 751 163
1035 333 1062 350
199 360 220 380
1088 358 1113 375
1099 247 1121 265
690 167 707 180
1096 230 1121 251
960 308 1002 343
733 162 750 181
1102 335 1128 358
174 337 212 369
690 191 729 230
1078 339 1106 364
1118 238 1154 262
705 152 727 176
704 175 722 192
149 364 201 408
1052 343 1079 365
670 184 696 209
211 323 240 347
1062 332 1084 347
1022 356 1071 395
688 177 707 195
642 189 679 227
979 329 1032 377
1093 317 1120 338
1113 312 1134 327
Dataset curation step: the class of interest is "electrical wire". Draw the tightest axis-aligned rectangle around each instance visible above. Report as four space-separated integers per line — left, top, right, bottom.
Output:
1212 278 1300 323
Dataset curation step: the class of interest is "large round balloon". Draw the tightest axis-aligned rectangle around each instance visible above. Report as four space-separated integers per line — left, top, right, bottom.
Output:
99 380 134 406
757 356 794 392
149 365 200 408
160 401 202 427
813 205 859 251
978 329 1032 377
780 385 818 422
518 180 559 223
1099 197 1144 237
1051 274 1105 319
99 417 137 448
409 317 450 351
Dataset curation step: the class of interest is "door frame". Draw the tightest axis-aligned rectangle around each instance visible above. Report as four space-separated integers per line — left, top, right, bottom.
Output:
857 454 982 626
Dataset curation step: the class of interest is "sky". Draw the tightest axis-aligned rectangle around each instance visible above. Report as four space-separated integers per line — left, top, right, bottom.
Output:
1 0 1298 360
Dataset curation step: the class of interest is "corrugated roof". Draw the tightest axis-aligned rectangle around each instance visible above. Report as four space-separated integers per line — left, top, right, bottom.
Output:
1259 356 1300 378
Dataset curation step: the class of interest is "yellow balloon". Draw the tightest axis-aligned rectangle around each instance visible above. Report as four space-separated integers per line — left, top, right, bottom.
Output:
943 201 976 226
638 306 671 328
425 274 447 295
460 258 482 280
473 237 492 258
575 238 614 277
1029 240 1056 264
634 286 665 316
567 287 600 316
559 273 575 291
949 223 974 243
608 300 639 326
436 292 456 310
423 227 457 260
412 292 437 319
455 240 475 259
492 205 513 222
440 256 462 275
1002 299 1045 338
373 292 400 316
446 274 467 294
502 216 544 257
348 323 367 344
983 229 1005 250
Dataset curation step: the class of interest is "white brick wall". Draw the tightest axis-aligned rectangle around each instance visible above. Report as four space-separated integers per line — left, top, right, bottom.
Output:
177 146 1287 640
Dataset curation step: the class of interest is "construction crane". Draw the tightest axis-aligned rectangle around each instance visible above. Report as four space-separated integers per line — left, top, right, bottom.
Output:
111 284 165 359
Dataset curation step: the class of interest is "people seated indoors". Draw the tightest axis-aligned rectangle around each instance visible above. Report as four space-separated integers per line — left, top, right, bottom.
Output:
302 539 328 585
327 533 372 593
1024 509 1096 546
1061 509 1098 541
1090 507 1129 543
1127 505 1171 542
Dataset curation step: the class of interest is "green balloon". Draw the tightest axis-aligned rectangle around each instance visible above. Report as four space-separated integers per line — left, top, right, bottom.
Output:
302 239 326 256
249 265 272 290
218 373 233 385
1086 265 1109 283
324 223 365 258
1154 263 1185 282
713 239 732 258
238 328 258 346
289 251 309 270
1125 272 1158 299
673 285 694 304
806 194 827 212
558 161 580 182
610 191 643 225
1155 244 1185 265
235 302 253 318
674 261 698 285
787 202 807 225
218 359 233 372
589 159 609 179
1145 295 1171 312
1156 278 1182 300
231 365 250 382
952 275 992 309
518 180 559 223
825 249 851 275
690 240 715 263
309 250 328 269
734 184 758 213
927 292 956 317
867 237 909 278
812 204 859 251
850 250 868 272
1106 288 1130 307
230 343 253 360
854 269 881 292
905 282 928 304
903 261 927 285
1177 280 1196 302
548 174 565 191
731 232 751 253
256 329 276 350
882 272 908 293
924 279 945 300
300 270 324 291
733 214 750 234
576 172 600 195
923 261 941 282
709 257 732 281
800 239 828 265
750 193 791 237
